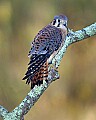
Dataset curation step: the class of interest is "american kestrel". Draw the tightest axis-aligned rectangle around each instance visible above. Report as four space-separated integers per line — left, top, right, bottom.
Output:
23 15 68 89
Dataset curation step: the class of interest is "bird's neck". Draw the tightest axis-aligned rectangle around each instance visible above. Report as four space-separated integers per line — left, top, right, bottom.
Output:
50 23 67 35
59 25 68 40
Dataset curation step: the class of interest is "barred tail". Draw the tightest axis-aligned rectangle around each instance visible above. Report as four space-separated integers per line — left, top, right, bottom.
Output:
22 54 49 89
30 61 48 89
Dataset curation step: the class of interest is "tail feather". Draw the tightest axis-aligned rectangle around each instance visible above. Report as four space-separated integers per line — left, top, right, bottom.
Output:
30 62 48 89
23 60 44 80
28 55 44 70
22 53 49 81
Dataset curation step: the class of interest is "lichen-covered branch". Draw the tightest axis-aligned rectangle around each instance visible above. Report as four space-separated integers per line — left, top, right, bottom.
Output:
69 22 96 44
0 22 96 120
52 22 96 68
11 68 59 119
0 105 8 118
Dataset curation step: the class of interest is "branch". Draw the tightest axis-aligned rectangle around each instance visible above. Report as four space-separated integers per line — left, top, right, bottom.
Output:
52 22 96 68
0 105 8 118
69 22 96 44
0 22 96 120
11 68 59 119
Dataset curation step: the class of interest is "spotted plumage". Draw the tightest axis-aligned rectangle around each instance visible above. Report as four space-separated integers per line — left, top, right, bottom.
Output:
23 15 68 89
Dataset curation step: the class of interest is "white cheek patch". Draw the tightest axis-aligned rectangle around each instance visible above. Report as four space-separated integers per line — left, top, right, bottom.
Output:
59 24 66 29
54 19 59 27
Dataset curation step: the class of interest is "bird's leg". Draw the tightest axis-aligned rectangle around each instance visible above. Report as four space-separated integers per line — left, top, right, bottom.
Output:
49 63 58 71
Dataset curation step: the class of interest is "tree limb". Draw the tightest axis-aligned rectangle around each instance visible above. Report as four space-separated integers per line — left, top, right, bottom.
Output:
0 105 8 118
52 22 96 68
0 22 96 120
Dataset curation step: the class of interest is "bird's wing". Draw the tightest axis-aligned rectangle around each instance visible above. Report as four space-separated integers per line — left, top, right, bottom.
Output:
23 25 63 88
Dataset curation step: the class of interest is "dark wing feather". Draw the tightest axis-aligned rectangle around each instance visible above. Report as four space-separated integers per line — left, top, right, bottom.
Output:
23 53 50 80
23 25 62 88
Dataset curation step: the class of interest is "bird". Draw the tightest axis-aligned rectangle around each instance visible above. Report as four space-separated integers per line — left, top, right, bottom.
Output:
22 15 68 89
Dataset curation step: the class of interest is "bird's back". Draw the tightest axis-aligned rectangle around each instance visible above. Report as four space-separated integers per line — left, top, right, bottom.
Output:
23 25 63 89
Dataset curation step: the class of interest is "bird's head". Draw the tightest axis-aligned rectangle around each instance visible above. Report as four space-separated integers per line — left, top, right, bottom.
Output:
51 15 68 29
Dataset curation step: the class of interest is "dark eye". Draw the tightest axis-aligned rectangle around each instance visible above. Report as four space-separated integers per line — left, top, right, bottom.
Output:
63 23 66 27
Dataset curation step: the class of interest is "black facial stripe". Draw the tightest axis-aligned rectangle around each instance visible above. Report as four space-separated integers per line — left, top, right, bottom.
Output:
53 19 56 25
58 19 60 22
57 19 60 27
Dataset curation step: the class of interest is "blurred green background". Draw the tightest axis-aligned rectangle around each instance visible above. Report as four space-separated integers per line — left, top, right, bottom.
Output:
0 0 96 120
